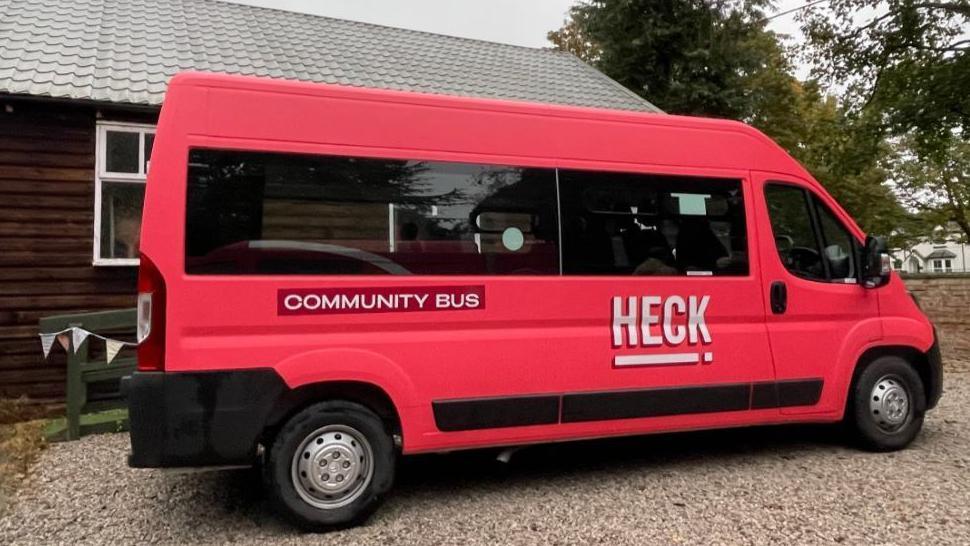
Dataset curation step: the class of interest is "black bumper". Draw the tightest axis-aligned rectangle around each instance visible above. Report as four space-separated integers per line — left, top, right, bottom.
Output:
124 369 286 468
926 331 943 410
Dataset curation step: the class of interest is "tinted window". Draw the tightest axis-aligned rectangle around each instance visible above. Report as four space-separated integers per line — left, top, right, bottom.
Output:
764 184 825 280
764 183 859 282
185 149 559 275
815 200 857 280
559 170 748 276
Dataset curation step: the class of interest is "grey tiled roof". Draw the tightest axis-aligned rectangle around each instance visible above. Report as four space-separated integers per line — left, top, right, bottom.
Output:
925 249 957 260
0 0 659 112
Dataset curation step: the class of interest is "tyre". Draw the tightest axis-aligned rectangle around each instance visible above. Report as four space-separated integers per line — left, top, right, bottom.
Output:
263 401 395 531
847 356 926 452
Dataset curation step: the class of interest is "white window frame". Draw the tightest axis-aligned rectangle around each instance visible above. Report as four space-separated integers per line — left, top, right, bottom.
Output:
94 121 156 266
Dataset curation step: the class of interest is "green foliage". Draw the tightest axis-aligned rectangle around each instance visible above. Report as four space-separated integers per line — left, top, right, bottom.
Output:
549 0 776 119
547 0 914 239
799 0 970 153
890 138 970 241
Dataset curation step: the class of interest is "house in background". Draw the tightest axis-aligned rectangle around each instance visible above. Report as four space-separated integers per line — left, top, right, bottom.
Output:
0 0 659 405
892 224 970 274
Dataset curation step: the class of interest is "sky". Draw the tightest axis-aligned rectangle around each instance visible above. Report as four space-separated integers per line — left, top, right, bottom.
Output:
232 0 808 54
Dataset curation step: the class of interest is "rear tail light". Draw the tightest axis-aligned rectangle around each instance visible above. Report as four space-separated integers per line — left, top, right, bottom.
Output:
136 254 166 371
137 293 152 343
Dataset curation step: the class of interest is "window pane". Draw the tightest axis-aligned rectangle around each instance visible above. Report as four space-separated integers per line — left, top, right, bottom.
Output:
764 185 824 280
144 133 155 173
559 170 748 276
105 131 140 173
99 182 144 259
184 149 559 275
814 198 857 280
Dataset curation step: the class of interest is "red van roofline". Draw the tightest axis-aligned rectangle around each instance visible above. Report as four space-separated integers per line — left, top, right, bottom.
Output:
165 71 815 183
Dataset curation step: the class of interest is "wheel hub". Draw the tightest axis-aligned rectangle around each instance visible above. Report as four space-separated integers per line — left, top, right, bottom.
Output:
869 376 911 431
292 425 373 509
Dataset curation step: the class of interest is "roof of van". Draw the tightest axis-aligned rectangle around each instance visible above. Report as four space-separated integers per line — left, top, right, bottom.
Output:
166 71 817 185
0 0 660 113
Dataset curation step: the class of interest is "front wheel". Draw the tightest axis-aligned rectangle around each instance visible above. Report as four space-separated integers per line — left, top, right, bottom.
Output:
847 356 926 452
264 401 395 531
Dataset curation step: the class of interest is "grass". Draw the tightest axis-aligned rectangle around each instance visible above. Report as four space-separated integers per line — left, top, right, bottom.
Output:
0 419 47 515
43 408 129 442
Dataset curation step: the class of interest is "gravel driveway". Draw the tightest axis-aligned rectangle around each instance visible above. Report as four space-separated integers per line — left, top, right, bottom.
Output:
2 371 969 545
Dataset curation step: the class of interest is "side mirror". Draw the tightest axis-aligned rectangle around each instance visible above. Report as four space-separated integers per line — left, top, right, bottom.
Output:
861 235 892 288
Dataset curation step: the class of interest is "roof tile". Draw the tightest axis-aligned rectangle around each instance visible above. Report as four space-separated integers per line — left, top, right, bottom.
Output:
0 0 659 112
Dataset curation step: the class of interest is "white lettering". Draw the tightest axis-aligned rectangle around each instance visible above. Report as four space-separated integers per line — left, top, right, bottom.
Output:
612 296 638 347
283 294 303 310
465 293 480 308
414 294 429 308
688 295 711 344
302 294 321 310
321 295 340 309
640 296 663 346
662 295 686 344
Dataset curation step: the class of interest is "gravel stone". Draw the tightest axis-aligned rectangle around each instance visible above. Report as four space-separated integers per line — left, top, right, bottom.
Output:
2 372 969 545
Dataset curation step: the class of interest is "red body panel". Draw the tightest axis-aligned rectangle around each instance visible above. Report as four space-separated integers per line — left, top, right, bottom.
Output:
140 72 935 454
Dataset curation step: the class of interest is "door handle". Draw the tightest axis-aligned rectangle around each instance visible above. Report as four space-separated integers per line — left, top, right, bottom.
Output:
770 280 787 314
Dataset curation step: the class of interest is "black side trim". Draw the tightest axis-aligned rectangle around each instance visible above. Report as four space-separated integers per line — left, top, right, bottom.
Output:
126 369 286 468
433 378 825 431
751 382 779 409
561 384 750 423
432 395 560 432
776 379 824 407
751 379 824 409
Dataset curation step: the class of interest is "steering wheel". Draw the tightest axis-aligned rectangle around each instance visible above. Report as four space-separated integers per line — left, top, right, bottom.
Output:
787 246 821 271
775 235 794 253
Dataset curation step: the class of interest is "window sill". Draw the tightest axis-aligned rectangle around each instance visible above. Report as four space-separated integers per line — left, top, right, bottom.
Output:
93 258 140 267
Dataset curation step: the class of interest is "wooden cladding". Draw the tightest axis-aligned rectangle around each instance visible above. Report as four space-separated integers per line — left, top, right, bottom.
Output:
0 98 156 405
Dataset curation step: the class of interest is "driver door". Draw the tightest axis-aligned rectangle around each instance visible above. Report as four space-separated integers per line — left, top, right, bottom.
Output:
753 174 881 415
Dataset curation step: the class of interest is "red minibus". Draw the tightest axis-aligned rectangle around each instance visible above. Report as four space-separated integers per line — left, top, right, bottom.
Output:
126 72 942 530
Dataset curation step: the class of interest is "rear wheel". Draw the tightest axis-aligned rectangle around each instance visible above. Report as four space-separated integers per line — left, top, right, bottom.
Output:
847 356 925 452
264 401 395 531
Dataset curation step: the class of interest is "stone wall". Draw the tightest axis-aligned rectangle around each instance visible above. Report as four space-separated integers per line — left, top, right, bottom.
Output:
902 274 970 361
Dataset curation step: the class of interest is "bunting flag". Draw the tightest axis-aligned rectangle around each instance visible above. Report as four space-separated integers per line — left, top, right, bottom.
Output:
37 326 138 364
105 339 124 364
71 327 90 353
39 333 56 359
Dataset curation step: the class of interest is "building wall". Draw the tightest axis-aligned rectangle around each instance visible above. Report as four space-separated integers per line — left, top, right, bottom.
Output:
0 97 156 404
893 240 970 274
903 275 970 360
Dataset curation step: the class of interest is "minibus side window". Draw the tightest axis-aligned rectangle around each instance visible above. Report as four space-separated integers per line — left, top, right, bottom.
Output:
813 198 857 281
764 184 826 280
558 170 748 276
764 183 858 283
184 149 559 275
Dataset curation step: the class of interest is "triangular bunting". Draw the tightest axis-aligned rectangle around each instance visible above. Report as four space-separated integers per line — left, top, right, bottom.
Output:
72 327 90 353
105 339 124 364
56 333 70 351
39 333 56 359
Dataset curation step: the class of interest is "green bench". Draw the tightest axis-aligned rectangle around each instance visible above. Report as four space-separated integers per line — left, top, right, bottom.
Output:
38 308 136 441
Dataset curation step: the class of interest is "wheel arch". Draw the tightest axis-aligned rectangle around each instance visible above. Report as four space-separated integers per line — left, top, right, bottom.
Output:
264 347 420 449
849 345 936 411
262 380 403 448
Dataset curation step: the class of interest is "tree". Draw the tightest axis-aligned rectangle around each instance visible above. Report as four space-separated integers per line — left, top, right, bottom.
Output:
548 0 782 118
799 0 970 152
890 138 970 241
547 0 914 239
